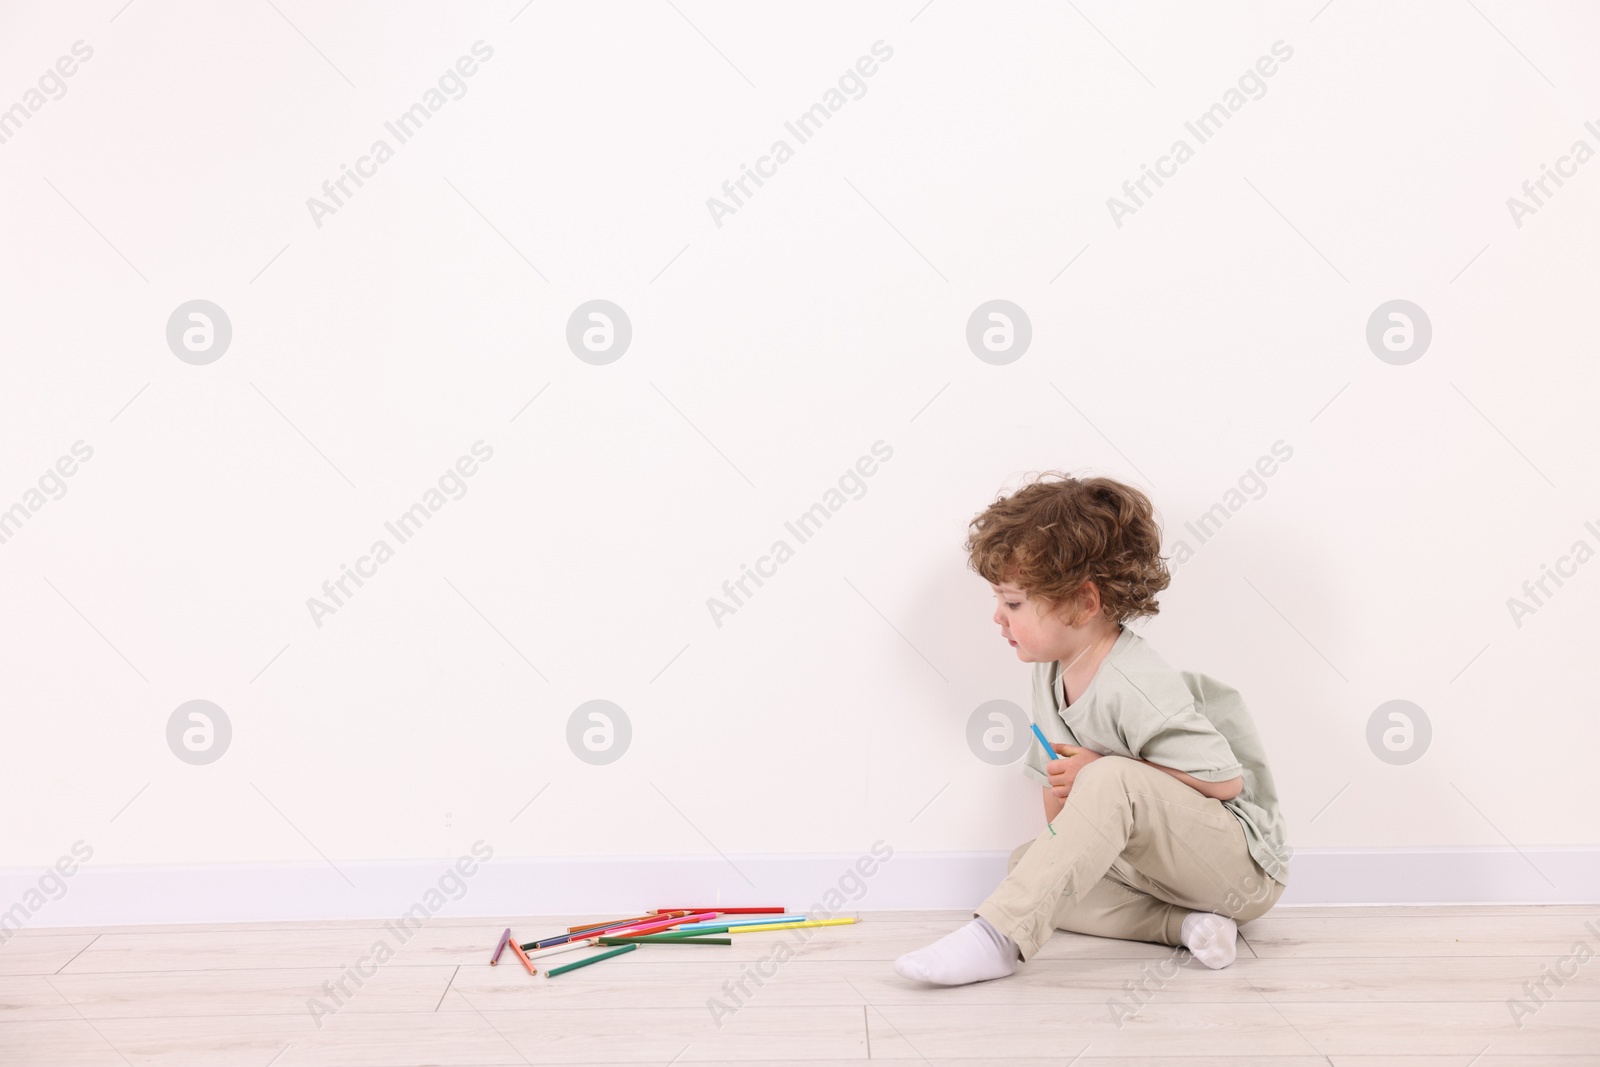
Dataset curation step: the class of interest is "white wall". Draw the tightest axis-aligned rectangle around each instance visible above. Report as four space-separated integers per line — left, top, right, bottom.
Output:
2 0 1597 919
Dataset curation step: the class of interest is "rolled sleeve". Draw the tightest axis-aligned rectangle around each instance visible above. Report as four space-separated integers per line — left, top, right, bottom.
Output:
1019 751 1049 787
1124 701 1243 782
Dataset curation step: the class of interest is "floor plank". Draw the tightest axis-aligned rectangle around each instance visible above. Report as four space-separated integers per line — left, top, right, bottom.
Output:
0 965 459 1021
0 933 100 976
1244 913 1600 957
862 1000 1600 1058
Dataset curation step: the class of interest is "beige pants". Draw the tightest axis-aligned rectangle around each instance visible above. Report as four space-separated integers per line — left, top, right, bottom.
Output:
974 754 1286 961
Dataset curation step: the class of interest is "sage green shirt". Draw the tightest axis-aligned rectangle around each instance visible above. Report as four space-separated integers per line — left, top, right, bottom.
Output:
1021 626 1291 885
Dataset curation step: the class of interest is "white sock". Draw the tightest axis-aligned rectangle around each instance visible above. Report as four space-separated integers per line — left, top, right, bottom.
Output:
1179 910 1238 969
893 915 1020 986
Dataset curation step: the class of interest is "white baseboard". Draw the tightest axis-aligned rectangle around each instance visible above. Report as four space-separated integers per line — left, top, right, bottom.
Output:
1272 847 1599 906
2 848 1595 930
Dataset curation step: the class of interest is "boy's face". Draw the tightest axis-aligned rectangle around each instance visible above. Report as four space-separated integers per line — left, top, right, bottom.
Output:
990 581 1078 662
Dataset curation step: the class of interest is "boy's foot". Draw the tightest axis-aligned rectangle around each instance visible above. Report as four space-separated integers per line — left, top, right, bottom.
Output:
1179 910 1238 969
893 915 1020 985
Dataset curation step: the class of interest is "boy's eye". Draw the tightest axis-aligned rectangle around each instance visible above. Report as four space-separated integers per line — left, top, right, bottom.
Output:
1005 602 1020 610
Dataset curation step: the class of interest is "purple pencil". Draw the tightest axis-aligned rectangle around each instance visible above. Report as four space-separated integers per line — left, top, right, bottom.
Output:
489 927 512 965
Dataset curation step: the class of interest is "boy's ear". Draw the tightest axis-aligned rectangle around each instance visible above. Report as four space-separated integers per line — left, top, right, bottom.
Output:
1062 580 1100 626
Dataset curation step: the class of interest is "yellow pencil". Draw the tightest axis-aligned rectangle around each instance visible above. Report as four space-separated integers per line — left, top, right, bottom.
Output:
728 917 859 934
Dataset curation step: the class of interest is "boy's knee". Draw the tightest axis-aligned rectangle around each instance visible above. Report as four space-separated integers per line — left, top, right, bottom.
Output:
1074 754 1140 790
1227 872 1286 924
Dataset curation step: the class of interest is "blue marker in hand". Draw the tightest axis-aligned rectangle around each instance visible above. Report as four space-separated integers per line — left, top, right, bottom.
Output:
1030 723 1071 836
1030 722 1068 762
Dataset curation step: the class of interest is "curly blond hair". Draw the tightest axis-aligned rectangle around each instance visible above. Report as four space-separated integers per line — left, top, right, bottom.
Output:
964 472 1170 624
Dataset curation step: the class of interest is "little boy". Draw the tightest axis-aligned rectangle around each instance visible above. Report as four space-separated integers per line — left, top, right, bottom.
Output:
894 473 1290 985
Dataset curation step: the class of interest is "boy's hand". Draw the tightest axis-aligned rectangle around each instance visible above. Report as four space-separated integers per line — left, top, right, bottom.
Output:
1045 743 1102 799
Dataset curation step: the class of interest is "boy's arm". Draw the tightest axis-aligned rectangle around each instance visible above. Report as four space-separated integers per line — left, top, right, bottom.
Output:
1139 759 1243 801
1043 786 1065 823
1044 763 1241 810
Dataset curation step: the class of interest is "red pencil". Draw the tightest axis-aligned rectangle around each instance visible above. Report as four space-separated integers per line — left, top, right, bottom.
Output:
649 907 785 915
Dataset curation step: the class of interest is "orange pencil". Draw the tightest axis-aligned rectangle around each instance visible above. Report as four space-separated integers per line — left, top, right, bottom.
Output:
509 938 538 975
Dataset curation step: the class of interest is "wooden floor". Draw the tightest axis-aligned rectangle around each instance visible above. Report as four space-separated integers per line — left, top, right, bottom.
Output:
2 906 1597 1064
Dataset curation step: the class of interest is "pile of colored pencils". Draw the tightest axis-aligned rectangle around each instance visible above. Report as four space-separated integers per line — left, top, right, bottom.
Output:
488 907 859 977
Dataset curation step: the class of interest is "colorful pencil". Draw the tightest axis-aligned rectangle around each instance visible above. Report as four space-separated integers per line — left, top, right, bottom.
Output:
509 937 539 975
600 911 717 939
584 925 730 943
565 911 672 934
631 925 731 938
525 938 604 962
545 943 636 977
531 915 668 947
597 935 732 945
729 917 859 934
524 911 704 951
489 927 513 965
524 934 569 951
524 908 713 953
670 914 807 931
525 927 714 962
592 910 715 936
648 906 785 915
558 921 632 939
566 916 647 934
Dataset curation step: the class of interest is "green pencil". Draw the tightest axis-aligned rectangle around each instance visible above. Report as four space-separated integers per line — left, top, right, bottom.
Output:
598 935 732 945
545 943 637 977
634 925 732 938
